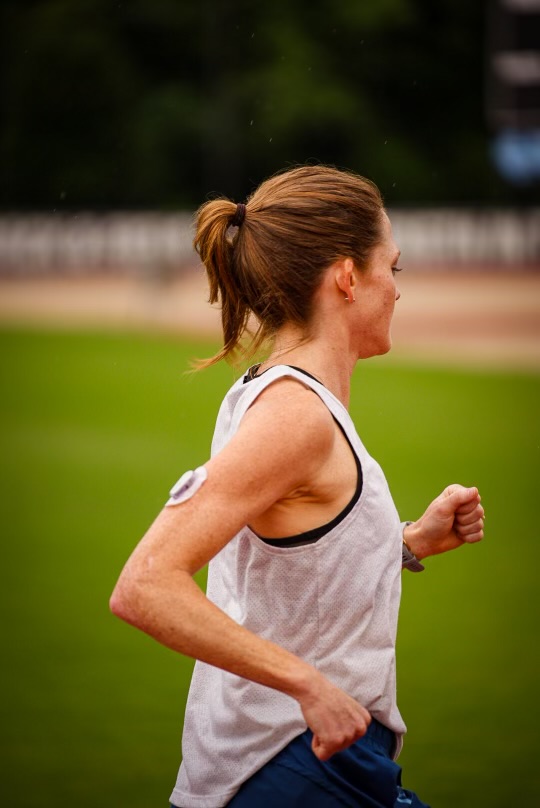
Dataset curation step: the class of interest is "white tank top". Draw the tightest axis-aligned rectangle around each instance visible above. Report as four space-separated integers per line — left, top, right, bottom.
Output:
170 366 407 808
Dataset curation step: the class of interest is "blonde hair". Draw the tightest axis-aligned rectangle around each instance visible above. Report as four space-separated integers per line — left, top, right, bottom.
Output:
194 165 384 367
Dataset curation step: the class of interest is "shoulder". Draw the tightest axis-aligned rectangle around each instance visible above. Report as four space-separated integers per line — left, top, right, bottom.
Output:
206 376 336 501
241 376 336 459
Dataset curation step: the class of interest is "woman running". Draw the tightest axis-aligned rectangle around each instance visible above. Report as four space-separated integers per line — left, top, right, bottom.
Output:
110 165 484 807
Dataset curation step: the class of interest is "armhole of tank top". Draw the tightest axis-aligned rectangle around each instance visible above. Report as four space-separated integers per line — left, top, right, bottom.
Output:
241 364 363 548
256 419 363 548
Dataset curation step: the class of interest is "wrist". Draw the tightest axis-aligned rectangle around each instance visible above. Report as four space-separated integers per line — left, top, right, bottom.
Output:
403 520 430 561
401 521 427 572
285 661 326 705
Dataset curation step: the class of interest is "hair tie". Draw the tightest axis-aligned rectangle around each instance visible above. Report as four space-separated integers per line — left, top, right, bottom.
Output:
231 203 246 228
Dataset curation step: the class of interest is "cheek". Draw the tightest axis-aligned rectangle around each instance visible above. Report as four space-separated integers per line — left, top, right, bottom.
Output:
384 281 397 310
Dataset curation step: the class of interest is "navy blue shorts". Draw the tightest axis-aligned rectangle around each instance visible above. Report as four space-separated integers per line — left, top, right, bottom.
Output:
225 719 430 808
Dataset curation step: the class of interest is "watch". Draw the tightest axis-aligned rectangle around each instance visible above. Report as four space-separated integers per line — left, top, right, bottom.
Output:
401 522 425 572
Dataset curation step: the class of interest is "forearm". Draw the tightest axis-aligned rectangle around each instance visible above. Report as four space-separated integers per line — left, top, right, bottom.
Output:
110 571 317 701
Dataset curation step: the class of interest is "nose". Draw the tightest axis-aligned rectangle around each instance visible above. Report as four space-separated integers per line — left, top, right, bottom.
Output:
395 287 401 301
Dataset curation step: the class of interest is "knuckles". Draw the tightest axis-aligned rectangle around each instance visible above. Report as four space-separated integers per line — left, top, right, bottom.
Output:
316 723 370 760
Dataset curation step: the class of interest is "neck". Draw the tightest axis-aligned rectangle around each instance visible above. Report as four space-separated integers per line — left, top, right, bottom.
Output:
261 324 357 409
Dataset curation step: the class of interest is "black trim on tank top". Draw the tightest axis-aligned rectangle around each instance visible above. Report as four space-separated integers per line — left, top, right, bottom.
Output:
243 364 322 386
243 364 363 548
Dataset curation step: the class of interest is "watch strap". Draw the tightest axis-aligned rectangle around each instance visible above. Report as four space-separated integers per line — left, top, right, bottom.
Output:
401 521 425 572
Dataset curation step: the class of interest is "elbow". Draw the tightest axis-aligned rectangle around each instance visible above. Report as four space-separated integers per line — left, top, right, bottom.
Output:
109 585 127 620
109 583 130 622
109 578 144 627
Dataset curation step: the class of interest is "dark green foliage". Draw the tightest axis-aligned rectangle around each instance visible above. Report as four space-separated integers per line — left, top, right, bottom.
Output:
0 1 516 209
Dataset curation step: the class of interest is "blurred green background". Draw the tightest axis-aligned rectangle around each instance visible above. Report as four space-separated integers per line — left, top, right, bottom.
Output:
1 326 539 807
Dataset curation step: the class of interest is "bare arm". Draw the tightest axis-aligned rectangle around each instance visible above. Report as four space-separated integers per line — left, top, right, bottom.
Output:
110 380 370 760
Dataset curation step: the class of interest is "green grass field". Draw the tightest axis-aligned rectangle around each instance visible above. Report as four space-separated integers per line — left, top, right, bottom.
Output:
1 326 539 807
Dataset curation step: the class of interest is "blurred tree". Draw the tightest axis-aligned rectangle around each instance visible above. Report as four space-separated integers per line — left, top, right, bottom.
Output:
0 0 519 209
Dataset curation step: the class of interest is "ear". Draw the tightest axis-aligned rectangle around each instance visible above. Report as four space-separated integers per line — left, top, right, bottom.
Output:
334 258 357 302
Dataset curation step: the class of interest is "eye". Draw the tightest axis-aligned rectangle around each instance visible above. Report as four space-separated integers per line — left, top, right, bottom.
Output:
392 266 404 276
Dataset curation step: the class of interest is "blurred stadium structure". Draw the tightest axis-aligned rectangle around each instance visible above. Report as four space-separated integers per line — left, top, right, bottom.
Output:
487 0 540 131
486 0 540 184
0 209 538 276
1 213 538 371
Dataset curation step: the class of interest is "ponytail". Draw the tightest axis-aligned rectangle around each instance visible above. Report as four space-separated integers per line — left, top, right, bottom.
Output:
193 199 251 368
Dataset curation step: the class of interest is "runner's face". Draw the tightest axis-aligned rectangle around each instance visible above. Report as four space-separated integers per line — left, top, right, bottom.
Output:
354 212 401 359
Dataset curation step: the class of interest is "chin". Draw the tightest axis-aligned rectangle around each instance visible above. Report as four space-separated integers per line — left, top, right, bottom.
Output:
359 336 392 360
380 332 393 355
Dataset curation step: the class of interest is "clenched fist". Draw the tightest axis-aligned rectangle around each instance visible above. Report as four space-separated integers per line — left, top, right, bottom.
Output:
404 485 484 561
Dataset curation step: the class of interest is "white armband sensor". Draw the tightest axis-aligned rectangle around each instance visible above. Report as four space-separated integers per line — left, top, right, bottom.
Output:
165 466 208 506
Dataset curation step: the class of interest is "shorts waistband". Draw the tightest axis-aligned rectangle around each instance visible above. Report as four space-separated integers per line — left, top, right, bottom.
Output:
365 717 397 757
